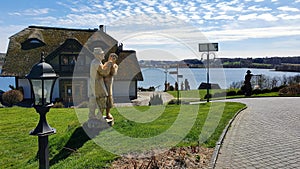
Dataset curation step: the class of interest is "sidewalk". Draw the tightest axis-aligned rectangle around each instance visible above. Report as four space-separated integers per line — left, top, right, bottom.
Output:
115 91 174 107
214 97 300 168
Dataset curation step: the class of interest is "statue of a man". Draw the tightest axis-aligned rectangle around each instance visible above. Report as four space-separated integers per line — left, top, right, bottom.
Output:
243 70 253 96
88 47 112 119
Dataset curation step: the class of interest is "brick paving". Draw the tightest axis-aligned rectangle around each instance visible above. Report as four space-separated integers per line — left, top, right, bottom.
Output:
215 97 300 169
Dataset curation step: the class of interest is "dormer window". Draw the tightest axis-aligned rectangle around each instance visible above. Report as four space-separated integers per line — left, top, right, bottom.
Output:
21 30 45 50
29 39 42 44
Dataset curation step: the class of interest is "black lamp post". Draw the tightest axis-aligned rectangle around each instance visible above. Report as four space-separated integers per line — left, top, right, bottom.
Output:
199 43 218 102
26 52 59 169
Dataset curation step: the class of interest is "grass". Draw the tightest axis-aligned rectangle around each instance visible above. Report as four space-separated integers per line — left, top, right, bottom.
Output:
168 89 280 101
0 102 245 168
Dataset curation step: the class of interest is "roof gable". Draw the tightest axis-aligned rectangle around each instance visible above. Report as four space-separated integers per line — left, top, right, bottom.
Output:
115 50 143 81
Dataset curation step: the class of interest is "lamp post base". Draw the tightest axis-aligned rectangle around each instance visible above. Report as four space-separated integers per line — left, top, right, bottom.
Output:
38 136 49 169
30 105 56 169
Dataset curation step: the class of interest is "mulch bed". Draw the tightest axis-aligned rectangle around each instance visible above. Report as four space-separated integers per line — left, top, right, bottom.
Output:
111 146 214 169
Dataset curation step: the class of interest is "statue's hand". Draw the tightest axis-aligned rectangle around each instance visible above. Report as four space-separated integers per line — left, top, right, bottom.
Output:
107 62 113 67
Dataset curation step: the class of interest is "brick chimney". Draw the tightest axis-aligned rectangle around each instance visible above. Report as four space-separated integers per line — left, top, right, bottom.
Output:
99 25 105 32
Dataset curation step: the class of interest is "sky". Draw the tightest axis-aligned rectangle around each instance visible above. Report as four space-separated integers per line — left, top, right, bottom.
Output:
0 0 300 60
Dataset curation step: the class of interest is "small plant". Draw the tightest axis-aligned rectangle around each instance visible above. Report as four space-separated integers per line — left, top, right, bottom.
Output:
52 102 65 108
2 90 23 107
149 94 163 105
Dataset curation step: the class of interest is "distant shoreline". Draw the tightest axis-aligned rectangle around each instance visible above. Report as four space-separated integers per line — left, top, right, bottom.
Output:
138 57 300 72
275 64 300 72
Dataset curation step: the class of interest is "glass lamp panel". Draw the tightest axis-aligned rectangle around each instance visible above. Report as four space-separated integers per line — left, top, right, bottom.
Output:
44 79 55 104
31 79 43 105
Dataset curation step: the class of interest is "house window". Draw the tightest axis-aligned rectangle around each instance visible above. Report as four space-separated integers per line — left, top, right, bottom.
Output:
60 54 77 73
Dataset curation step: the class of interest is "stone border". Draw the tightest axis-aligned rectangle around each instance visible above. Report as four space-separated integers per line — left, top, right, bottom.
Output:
209 105 248 169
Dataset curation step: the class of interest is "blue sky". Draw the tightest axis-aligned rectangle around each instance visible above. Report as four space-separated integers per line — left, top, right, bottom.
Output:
0 0 300 60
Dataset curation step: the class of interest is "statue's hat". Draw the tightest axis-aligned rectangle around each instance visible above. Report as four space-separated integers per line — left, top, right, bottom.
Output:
93 47 105 55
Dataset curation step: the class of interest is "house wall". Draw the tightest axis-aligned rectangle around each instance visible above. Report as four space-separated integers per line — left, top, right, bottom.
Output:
52 80 60 100
18 79 31 99
18 78 60 102
18 77 138 104
114 81 137 98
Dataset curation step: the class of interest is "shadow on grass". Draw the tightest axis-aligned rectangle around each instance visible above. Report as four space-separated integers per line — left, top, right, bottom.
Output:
50 120 106 166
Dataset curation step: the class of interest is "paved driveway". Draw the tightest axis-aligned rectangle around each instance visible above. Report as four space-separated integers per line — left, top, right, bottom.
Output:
215 97 300 169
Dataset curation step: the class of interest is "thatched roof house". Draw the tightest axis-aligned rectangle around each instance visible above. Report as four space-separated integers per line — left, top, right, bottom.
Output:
1 25 143 106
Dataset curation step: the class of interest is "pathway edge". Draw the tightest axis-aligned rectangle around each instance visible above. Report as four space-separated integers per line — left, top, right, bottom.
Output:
209 105 248 169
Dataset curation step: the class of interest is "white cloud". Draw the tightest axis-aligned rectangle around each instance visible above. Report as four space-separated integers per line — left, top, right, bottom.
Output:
257 13 278 21
216 3 244 12
0 25 25 52
238 13 258 21
201 3 216 12
238 13 278 21
9 8 50 16
190 14 201 20
133 6 143 14
143 6 156 13
213 15 235 20
70 6 94 13
248 6 272 12
2 0 300 57
119 0 130 6
205 26 300 42
277 14 300 20
157 5 170 13
277 6 300 12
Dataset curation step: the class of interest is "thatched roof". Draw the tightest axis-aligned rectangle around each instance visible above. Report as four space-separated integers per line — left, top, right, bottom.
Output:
115 50 143 81
1 25 143 81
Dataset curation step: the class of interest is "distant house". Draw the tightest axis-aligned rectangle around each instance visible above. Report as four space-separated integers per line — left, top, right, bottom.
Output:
1 25 143 106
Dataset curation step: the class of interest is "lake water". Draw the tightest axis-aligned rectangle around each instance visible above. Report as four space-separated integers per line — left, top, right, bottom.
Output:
138 68 300 90
0 68 299 92
0 76 15 91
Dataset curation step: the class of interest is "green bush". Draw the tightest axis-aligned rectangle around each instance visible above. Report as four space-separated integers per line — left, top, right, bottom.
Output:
271 87 280 92
167 99 181 105
213 92 226 98
271 85 287 92
204 93 212 99
167 99 189 105
226 90 237 96
2 90 23 107
261 89 271 94
252 89 262 95
236 90 244 95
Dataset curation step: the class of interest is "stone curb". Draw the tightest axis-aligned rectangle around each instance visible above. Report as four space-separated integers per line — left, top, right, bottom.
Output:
209 106 248 169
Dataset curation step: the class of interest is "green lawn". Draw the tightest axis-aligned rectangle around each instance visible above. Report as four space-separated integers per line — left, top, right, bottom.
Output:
0 102 245 168
168 89 280 101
